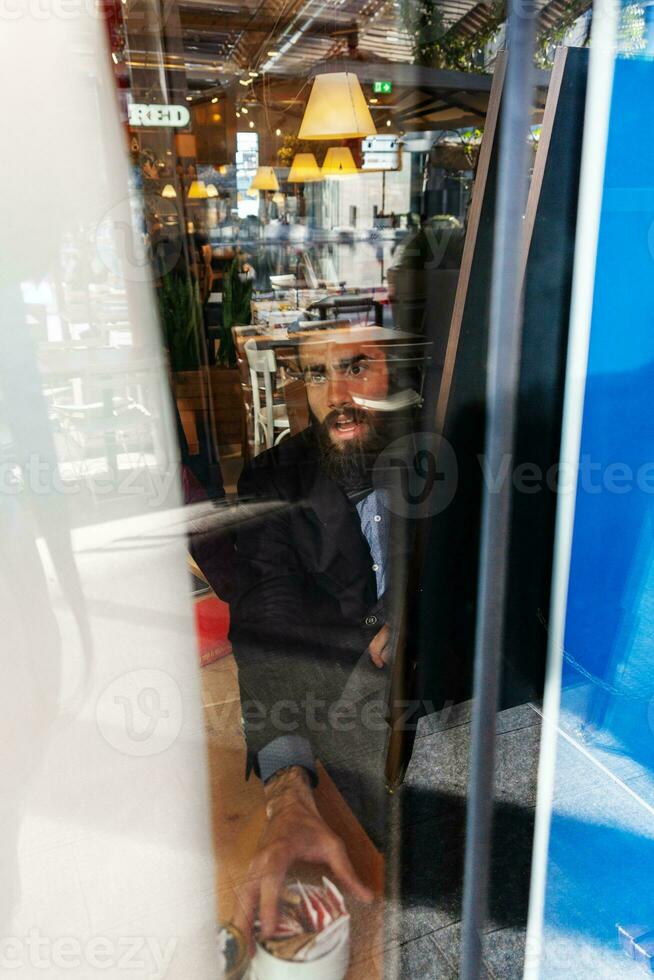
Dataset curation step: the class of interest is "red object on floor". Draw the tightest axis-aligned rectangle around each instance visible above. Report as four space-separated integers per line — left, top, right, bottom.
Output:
194 595 232 667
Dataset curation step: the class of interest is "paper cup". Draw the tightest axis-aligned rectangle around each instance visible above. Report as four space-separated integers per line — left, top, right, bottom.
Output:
251 931 350 980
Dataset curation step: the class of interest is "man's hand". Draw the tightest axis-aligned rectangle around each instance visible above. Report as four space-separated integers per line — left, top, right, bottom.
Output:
233 766 373 945
367 623 392 669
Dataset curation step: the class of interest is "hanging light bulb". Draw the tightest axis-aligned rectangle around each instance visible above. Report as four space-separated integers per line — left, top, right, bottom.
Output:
321 146 359 178
299 72 376 140
249 166 280 191
287 152 323 182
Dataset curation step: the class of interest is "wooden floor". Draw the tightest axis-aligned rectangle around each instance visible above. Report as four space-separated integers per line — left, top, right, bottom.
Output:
202 656 385 978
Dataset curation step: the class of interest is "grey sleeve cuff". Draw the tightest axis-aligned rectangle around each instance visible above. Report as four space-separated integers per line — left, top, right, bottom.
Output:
257 735 318 787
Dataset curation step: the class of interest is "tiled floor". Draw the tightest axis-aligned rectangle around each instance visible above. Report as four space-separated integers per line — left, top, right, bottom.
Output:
395 701 543 979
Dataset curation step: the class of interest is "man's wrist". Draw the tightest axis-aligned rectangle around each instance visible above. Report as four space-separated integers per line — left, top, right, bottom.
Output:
264 765 317 821
257 735 318 787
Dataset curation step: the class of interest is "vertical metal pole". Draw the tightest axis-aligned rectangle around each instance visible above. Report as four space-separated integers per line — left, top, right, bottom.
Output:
459 5 536 978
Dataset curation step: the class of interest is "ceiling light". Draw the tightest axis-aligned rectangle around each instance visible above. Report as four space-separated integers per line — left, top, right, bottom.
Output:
287 152 323 182
249 166 279 191
276 128 282 136
111 52 119 64
322 146 359 178
249 70 259 78
236 111 241 118
249 120 255 129
186 95 192 101
267 50 279 57
187 180 208 199
386 119 392 127
369 98 379 104
239 79 251 87
241 107 248 114
211 96 219 103
299 72 377 140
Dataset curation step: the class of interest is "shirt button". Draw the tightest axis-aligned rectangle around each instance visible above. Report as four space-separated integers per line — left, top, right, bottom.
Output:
365 615 378 626
372 563 379 572
373 514 382 522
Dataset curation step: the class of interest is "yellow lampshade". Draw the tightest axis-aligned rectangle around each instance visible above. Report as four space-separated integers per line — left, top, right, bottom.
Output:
249 166 279 191
299 72 377 140
287 152 323 183
206 184 218 198
187 179 208 199
161 183 177 199
322 146 359 178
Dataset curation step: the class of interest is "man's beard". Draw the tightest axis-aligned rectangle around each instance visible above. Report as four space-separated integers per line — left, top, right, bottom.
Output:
311 405 391 493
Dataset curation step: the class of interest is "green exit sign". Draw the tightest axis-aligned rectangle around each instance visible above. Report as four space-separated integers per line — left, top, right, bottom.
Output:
373 80 392 94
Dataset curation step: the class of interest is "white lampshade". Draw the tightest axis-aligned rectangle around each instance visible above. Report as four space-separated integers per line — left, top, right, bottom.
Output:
249 166 279 191
161 184 177 199
206 184 218 198
287 152 323 182
299 72 377 140
187 179 208 199
321 146 359 178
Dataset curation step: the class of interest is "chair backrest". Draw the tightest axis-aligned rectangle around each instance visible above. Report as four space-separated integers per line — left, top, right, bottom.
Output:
244 340 277 449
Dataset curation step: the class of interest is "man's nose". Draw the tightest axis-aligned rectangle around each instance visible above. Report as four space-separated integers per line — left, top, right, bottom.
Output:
327 374 353 408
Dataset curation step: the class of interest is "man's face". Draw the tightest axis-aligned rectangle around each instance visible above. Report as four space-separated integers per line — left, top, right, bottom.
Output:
300 342 389 454
298 340 390 453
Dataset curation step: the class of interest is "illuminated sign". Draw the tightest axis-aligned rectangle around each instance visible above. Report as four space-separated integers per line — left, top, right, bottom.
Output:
128 104 191 128
372 80 392 94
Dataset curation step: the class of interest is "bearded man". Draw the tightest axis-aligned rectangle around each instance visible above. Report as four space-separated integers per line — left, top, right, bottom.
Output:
215 325 423 940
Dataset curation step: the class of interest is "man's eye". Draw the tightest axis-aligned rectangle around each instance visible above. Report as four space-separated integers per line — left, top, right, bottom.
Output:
308 373 327 384
348 363 367 378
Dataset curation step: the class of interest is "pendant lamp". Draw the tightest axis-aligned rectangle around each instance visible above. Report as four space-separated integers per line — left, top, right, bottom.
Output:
187 179 208 199
161 184 177 198
287 153 323 183
299 72 377 140
249 166 279 191
322 146 359 178
206 184 218 198
272 192 285 206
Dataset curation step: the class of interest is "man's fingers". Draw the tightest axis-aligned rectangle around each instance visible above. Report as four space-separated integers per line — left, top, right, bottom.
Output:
368 645 385 668
259 872 285 939
327 841 374 904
